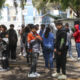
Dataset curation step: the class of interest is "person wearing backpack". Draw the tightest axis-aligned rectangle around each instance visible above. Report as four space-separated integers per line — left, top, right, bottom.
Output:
42 27 54 73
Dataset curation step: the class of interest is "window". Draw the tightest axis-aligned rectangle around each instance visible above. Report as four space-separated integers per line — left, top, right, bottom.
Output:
27 0 32 3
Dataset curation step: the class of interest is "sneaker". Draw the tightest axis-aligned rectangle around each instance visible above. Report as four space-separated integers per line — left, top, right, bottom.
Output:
28 73 37 78
52 72 60 77
45 68 49 73
58 74 67 80
23 53 26 57
0 68 7 71
19 52 22 56
34 72 40 77
78 57 80 61
70 57 75 60
11 59 16 62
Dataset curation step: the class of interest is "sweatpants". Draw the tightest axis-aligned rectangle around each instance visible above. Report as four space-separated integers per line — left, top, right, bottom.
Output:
55 51 67 75
30 52 39 73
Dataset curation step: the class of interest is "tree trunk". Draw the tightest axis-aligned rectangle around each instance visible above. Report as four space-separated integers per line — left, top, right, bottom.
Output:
21 0 25 25
76 10 80 18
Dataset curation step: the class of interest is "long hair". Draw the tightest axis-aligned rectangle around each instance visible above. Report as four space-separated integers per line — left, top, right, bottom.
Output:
44 27 51 38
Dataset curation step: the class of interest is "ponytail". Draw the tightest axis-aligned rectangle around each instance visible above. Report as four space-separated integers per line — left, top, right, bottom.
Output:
44 27 50 38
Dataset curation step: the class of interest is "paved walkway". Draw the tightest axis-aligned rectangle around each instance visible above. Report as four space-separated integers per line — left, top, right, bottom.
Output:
0 39 80 80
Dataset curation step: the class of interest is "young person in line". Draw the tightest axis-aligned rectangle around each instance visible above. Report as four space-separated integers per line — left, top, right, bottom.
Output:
65 23 73 59
27 25 42 77
39 24 45 37
0 25 9 71
52 22 67 79
8 24 18 61
23 25 31 64
42 27 54 73
73 21 80 60
19 24 25 56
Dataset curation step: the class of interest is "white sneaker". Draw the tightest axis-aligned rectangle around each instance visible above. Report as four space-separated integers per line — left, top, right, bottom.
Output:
0 68 7 71
35 72 40 77
52 72 60 77
78 57 80 61
70 57 75 60
28 73 37 78
58 74 67 80
19 52 22 56
23 53 26 57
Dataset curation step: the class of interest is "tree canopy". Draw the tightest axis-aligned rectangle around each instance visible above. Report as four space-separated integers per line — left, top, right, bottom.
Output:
49 0 80 17
32 0 80 17
0 0 5 9
32 0 58 14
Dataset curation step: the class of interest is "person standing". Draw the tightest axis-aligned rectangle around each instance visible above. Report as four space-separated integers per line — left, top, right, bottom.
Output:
27 25 42 77
0 25 2 33
52 22 67 79
8 24 18 61
35 24 40 34
42 27 54 73
39 24 45 37
65 23 73 58
23 25 30 63
19 24 25 56
0 25 9 71
73 21 80 60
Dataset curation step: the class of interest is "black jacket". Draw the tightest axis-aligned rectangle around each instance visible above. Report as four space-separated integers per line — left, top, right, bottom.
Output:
55 28 67 52
0 32 7 38
8 29 18 45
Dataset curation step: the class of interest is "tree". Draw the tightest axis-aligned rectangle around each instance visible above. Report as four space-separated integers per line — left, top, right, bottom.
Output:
32 0 80 18
20 0 26 24
32 0 59 23
0 0 6 9
32 0 58 14
43 0 80 18
13 0 26 24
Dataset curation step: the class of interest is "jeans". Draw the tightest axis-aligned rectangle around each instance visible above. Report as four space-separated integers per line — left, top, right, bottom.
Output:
30 52 39 73
76 43 80 58
43 50 53 69
68 41 72 57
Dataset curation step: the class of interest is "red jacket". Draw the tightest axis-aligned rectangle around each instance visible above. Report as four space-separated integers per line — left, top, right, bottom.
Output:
73 24 80 43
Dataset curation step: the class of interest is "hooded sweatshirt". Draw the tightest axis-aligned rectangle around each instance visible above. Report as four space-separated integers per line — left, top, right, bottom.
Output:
73 24 80 43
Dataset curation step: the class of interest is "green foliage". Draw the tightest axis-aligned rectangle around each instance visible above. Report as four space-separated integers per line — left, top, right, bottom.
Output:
32 0 80 17
0 0 5 9
20 0 26 9
32 0 57 14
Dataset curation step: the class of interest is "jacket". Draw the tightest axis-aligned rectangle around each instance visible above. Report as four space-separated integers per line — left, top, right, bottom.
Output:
55 28 67 52
42 32 54 51
27 32 42 53
8 29 18 45
73 24 80 43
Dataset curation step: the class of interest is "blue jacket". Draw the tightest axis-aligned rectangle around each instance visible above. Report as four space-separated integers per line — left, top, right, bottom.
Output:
42 32 54 51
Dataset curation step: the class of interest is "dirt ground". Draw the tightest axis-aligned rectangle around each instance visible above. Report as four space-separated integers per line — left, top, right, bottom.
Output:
0 40 80 80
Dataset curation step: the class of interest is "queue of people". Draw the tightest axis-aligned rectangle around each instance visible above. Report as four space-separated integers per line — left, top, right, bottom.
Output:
0 21 80 79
